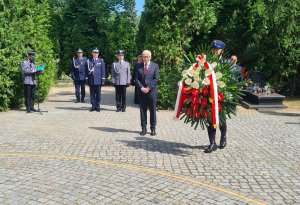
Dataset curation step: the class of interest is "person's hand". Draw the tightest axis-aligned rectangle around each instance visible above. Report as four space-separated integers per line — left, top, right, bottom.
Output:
141 87 147 94
141 87 149 94
145 87 150 93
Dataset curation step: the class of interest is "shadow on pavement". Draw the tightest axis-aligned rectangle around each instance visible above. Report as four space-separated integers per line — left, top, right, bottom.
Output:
47 100 75 103
90 127 140 134
100 107 116 112
285 122 300 125
55 91 74 96
118 137 207 156
259 111 300 117
55 107 89 111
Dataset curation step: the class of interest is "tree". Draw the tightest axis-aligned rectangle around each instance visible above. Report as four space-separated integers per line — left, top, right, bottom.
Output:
137 0 217 67
208 0 300 95
106 0 138 65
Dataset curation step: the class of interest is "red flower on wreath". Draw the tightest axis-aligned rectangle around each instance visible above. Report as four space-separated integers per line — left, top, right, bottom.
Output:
192 95 200 106
182 95 190 104
218 92 225 102
218 104 223 111
201 109 208 119
192 88 200 96
202 86 208 96
194 111 201 119
201 98 208 108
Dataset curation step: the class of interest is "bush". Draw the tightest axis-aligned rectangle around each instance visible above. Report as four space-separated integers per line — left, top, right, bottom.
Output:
157 67 182 109
0 0 57 110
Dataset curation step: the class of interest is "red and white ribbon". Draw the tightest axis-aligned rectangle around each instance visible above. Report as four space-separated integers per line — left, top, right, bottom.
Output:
197 55 219 128
174 81 183 118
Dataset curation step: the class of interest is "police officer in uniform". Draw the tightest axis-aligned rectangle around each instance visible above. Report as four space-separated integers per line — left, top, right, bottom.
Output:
205 40 228 153
86 48 106 112
112 50 131 112
21 51 38 113
71 48 87 103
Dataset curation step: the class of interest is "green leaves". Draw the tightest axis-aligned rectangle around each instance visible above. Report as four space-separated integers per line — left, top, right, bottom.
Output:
137 0 217 68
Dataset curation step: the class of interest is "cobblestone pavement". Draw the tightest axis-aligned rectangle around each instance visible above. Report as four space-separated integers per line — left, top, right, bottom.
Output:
0 86 299 205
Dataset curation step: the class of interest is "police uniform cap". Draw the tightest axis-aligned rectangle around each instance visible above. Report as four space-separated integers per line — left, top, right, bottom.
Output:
92 48 100 53
211 40 226 49
28 51 36 58
117 50 125 55
77 48 83 53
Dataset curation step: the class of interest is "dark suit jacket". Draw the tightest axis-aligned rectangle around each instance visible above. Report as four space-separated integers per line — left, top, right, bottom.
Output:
135 62 159 95
71 57 87 81
86 58 106 85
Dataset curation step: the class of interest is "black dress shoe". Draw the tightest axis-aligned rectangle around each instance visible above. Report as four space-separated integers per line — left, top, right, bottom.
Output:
31 108 38 112
75 99 80 103
81 99 85 103
219 136 227 149
121 108 126 112
150 129 156 136
95 108 100 112
204 143 217 153
90 107 95 112
26 110 32 113
116 109 121 112
140 128 147 136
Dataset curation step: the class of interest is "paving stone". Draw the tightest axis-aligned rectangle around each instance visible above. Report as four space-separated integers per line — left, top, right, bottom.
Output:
0 86 299 204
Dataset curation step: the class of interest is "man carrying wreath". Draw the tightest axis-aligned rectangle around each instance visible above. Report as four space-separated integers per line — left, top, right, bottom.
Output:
205 40 228 153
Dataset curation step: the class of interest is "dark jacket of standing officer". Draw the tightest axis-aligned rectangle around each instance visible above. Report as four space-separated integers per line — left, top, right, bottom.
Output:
86 58 106 86
71 56 87 81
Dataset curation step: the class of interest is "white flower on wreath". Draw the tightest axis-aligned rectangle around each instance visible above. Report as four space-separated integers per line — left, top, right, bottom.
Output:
202 77 210 85
205 68 213 76
192 81 200 89
193 73 201 81
186 69 195 77
217 81 226 88
185 78 193 85
182 70 187 75
216 71 223 80
211 62 218 69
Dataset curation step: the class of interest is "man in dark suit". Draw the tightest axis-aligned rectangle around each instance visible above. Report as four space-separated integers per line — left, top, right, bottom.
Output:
135 50 159 136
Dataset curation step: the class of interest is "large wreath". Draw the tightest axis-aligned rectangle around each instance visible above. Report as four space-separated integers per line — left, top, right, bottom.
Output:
174 47 244 129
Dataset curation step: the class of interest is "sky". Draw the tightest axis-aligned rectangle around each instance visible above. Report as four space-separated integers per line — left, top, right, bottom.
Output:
135 0 145 15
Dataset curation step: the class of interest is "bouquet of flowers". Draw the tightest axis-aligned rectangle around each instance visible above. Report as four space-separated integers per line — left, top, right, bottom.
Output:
174 48 244 130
